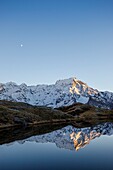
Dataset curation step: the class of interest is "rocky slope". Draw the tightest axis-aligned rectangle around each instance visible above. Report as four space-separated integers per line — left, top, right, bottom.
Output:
0 77 113 109
0 100 74 129
0 100 113 129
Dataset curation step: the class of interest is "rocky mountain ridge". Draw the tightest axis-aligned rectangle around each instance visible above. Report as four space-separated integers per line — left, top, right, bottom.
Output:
0 77 113 109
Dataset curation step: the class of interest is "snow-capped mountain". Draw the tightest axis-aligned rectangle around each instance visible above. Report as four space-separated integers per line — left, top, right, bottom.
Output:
0 77 113 109
15 122 113 151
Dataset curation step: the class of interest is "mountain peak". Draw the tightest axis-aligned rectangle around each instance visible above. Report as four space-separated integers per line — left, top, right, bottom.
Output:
55 77 76 86
70 78 89 95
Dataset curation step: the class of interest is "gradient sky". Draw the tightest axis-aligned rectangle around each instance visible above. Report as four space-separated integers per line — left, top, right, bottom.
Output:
0 0 113 91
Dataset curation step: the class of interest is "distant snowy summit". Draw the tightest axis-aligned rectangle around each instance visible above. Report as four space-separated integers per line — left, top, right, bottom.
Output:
0 77 113 109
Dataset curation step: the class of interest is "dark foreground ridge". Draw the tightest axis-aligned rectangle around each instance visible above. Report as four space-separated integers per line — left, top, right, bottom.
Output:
0 100 74 129
0 100 113 130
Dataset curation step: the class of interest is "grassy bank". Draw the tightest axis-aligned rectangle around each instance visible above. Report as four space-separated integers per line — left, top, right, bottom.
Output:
0 100 113 130
0 100 74 129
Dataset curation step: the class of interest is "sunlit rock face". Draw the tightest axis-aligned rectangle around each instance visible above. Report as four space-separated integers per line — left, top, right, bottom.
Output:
0 77 113 109
14 123 113 151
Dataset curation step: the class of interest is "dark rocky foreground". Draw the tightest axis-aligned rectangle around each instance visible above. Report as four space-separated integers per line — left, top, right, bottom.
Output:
57 103 113 125
0 100 75 129
0 100 113 130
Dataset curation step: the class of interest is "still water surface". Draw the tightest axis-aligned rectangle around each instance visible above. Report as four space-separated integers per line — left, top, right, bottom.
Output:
0 122 113 170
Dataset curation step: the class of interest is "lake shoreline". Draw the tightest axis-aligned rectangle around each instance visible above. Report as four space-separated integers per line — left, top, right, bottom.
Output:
0 118 77 130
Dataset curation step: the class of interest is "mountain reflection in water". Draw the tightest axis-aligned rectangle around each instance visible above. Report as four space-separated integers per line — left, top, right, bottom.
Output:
5 122 113 151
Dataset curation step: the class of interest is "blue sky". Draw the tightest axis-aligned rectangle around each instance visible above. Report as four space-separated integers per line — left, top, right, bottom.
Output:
0 0 113 91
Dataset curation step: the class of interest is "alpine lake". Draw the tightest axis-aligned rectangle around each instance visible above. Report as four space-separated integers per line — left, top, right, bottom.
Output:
0 122 113 170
